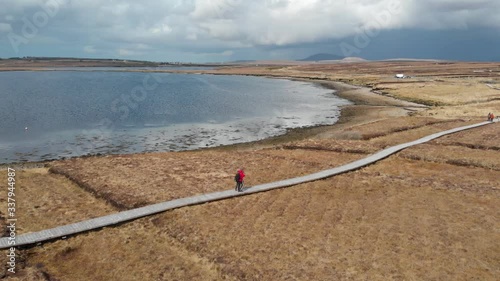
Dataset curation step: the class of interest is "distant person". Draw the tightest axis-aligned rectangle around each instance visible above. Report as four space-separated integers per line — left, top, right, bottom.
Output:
487 113 492 121
234 168 245 192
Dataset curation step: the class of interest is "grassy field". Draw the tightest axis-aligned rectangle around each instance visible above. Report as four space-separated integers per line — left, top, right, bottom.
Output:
1 61 499 280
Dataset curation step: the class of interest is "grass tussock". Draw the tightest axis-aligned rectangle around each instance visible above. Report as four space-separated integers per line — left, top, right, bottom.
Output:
0 169 115 234
22 159 500 280
399 144 500 171
48 149 357 209
282 139 379 154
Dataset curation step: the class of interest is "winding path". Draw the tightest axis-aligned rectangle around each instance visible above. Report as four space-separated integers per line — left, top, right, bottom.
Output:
0 120 496 249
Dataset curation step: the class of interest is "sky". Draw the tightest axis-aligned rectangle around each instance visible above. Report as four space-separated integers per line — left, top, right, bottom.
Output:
1 0 499 62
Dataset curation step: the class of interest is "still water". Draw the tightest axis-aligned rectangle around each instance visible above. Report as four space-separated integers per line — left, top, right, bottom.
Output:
0 71 350 163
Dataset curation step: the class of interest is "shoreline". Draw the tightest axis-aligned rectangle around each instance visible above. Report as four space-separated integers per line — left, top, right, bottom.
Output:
0 73 428 168
199 77 429 152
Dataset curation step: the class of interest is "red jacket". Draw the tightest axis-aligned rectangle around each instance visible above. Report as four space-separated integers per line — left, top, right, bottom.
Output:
238 169 245 182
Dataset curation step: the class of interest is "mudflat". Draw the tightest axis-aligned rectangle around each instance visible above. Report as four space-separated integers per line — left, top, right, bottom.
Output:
1 61 499 280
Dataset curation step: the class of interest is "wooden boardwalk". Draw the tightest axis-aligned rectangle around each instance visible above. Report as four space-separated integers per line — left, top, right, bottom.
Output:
0 121 495 249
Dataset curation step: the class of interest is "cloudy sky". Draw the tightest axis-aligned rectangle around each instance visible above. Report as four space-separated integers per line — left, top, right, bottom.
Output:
1 0 499 62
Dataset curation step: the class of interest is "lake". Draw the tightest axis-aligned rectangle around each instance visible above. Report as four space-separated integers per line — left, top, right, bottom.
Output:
0 70 350 163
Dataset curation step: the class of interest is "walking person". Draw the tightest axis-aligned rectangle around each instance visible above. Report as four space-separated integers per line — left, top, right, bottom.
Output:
234 168 245 192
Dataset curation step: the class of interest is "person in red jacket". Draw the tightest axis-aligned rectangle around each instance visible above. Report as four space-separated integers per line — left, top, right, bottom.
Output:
235 168 245 192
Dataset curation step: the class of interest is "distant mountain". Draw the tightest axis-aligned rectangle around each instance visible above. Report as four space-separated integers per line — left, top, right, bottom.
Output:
299 53 345 61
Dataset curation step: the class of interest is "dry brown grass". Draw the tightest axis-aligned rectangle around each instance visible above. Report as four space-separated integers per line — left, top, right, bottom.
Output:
373 78 500 106
22 219 232 281
0 169 116 234
0 169 116 279
399 144 500 171
7 118 499 280
292 61 500 77
0 266 50 281
418 100 500 119
432 122 500 150
48 149 365 209
334 117 453 140
3 61 500 280
367 119 480 147
283 139 380 154
11 156 499 281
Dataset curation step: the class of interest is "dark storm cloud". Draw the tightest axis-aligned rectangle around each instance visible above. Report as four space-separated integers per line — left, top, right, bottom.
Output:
0 0 499 61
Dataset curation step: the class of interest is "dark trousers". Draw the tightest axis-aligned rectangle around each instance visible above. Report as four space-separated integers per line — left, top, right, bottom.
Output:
235 181 243 191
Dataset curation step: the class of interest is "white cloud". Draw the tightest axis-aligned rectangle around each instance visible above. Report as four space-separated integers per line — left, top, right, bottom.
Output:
398 0 500 30
184 0 500 46
150 23 172 35
199 19 239 40
190 0 241 20
0 0 499 58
